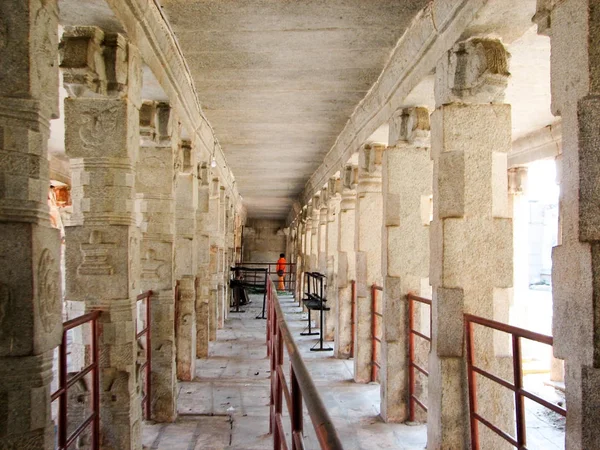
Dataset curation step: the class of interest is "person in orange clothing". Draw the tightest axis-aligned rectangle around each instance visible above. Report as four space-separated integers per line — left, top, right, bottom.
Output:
276 253 286 291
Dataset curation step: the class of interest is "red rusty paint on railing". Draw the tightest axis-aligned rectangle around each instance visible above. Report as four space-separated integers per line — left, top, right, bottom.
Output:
51 310 101 450
350 280 356 358
464 314 566 450
267 279 344 450
136 290 153 420
407 293 432 421
370 284 384 382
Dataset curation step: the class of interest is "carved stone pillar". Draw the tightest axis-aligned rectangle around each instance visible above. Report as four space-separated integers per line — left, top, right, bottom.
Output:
380 107 432 423
195 163 211 357
310 196 320 272
136 100 178 423
544 1 600 447
428 38 513 449
175 139 197 381
217 186 227 328
61 27 145 446
325 178 341 341
0 1 62 448
303 206 313 273
318 188 328 275
354 145 384 383
335 165 357 359
208 178 221 341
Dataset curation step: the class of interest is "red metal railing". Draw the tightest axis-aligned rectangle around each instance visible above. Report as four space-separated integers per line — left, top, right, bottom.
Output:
136 290 153 420
51 310 101 450
267 279 344 450
370 284 383 382
350 280 356 358
407 293 432 421
236 262 297 292
465 314 566 449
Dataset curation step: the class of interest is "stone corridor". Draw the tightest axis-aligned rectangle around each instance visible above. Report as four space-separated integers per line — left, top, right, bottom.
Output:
142 294 428 449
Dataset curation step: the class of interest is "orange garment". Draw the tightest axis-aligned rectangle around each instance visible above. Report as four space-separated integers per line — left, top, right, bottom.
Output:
276 257 286 273
276 257 286 290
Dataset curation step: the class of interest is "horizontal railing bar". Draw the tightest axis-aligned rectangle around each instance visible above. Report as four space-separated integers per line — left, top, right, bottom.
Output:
410 362 429 377
65 363 96 391
65 413 95 448
411 395 428 412
136 290 153 301
273 290 344 450
472 366 515 391
474 413 520 448
410 330 431 342
63 310 100 331
465 314 553 345
136 329 148 339
520 388 566 416
407 293 432 305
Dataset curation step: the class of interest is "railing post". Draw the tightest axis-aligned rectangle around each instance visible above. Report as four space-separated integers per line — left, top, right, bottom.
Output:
465 318 479 450
408 295 415 422
146 292 153 421
512 335 526 447
291 366 303 450
92 315 100 449
351 280 356 358
371 285 376 382
58 329 68 449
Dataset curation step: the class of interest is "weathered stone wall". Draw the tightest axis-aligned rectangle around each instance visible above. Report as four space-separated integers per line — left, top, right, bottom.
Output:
242 218 286 263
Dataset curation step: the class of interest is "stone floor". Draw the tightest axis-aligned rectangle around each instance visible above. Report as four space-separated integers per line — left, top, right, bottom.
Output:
142 293 427 449
142 292 564 449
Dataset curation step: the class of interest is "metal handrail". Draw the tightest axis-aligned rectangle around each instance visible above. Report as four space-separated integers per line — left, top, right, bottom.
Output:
465 313 566 450
407 293 432 421
237 261 297 292
370 284 383 382
267 279 344 449
52 310 101 450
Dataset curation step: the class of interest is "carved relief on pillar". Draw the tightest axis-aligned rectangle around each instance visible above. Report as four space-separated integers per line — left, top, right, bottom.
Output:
435 37 511 106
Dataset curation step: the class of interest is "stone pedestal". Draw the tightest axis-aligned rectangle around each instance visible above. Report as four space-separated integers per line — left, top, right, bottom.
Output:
546 1 600 447
335 165 357 359
428 38 513 449
61 27 145 447
380 107 432 423
0 4 62 447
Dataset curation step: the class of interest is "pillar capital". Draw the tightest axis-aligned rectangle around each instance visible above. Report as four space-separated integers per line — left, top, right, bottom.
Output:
435 37 510 106
357 144 383 195
508 166 528 196
388 106 431 148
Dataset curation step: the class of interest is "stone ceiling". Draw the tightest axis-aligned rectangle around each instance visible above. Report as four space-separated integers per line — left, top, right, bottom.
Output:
159 0 430 219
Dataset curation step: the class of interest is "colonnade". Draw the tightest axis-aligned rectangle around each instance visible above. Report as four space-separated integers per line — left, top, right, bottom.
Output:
287 6 600 444
0 5 242 448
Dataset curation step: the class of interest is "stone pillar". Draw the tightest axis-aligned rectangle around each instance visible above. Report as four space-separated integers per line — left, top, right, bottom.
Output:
325 179 341 341
195 163 211 357
208 177 220 341
318 188 328 275
175 139 197 381
136 100 178 423
217 186 227 328
381 107 432 423
428 38 513 449
0 1 62 447
296 218 306 301
335 165 357 359
310 197 320 272
61 27 146 446
354 145 384 383
541 1 600 447
509 167 529 328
